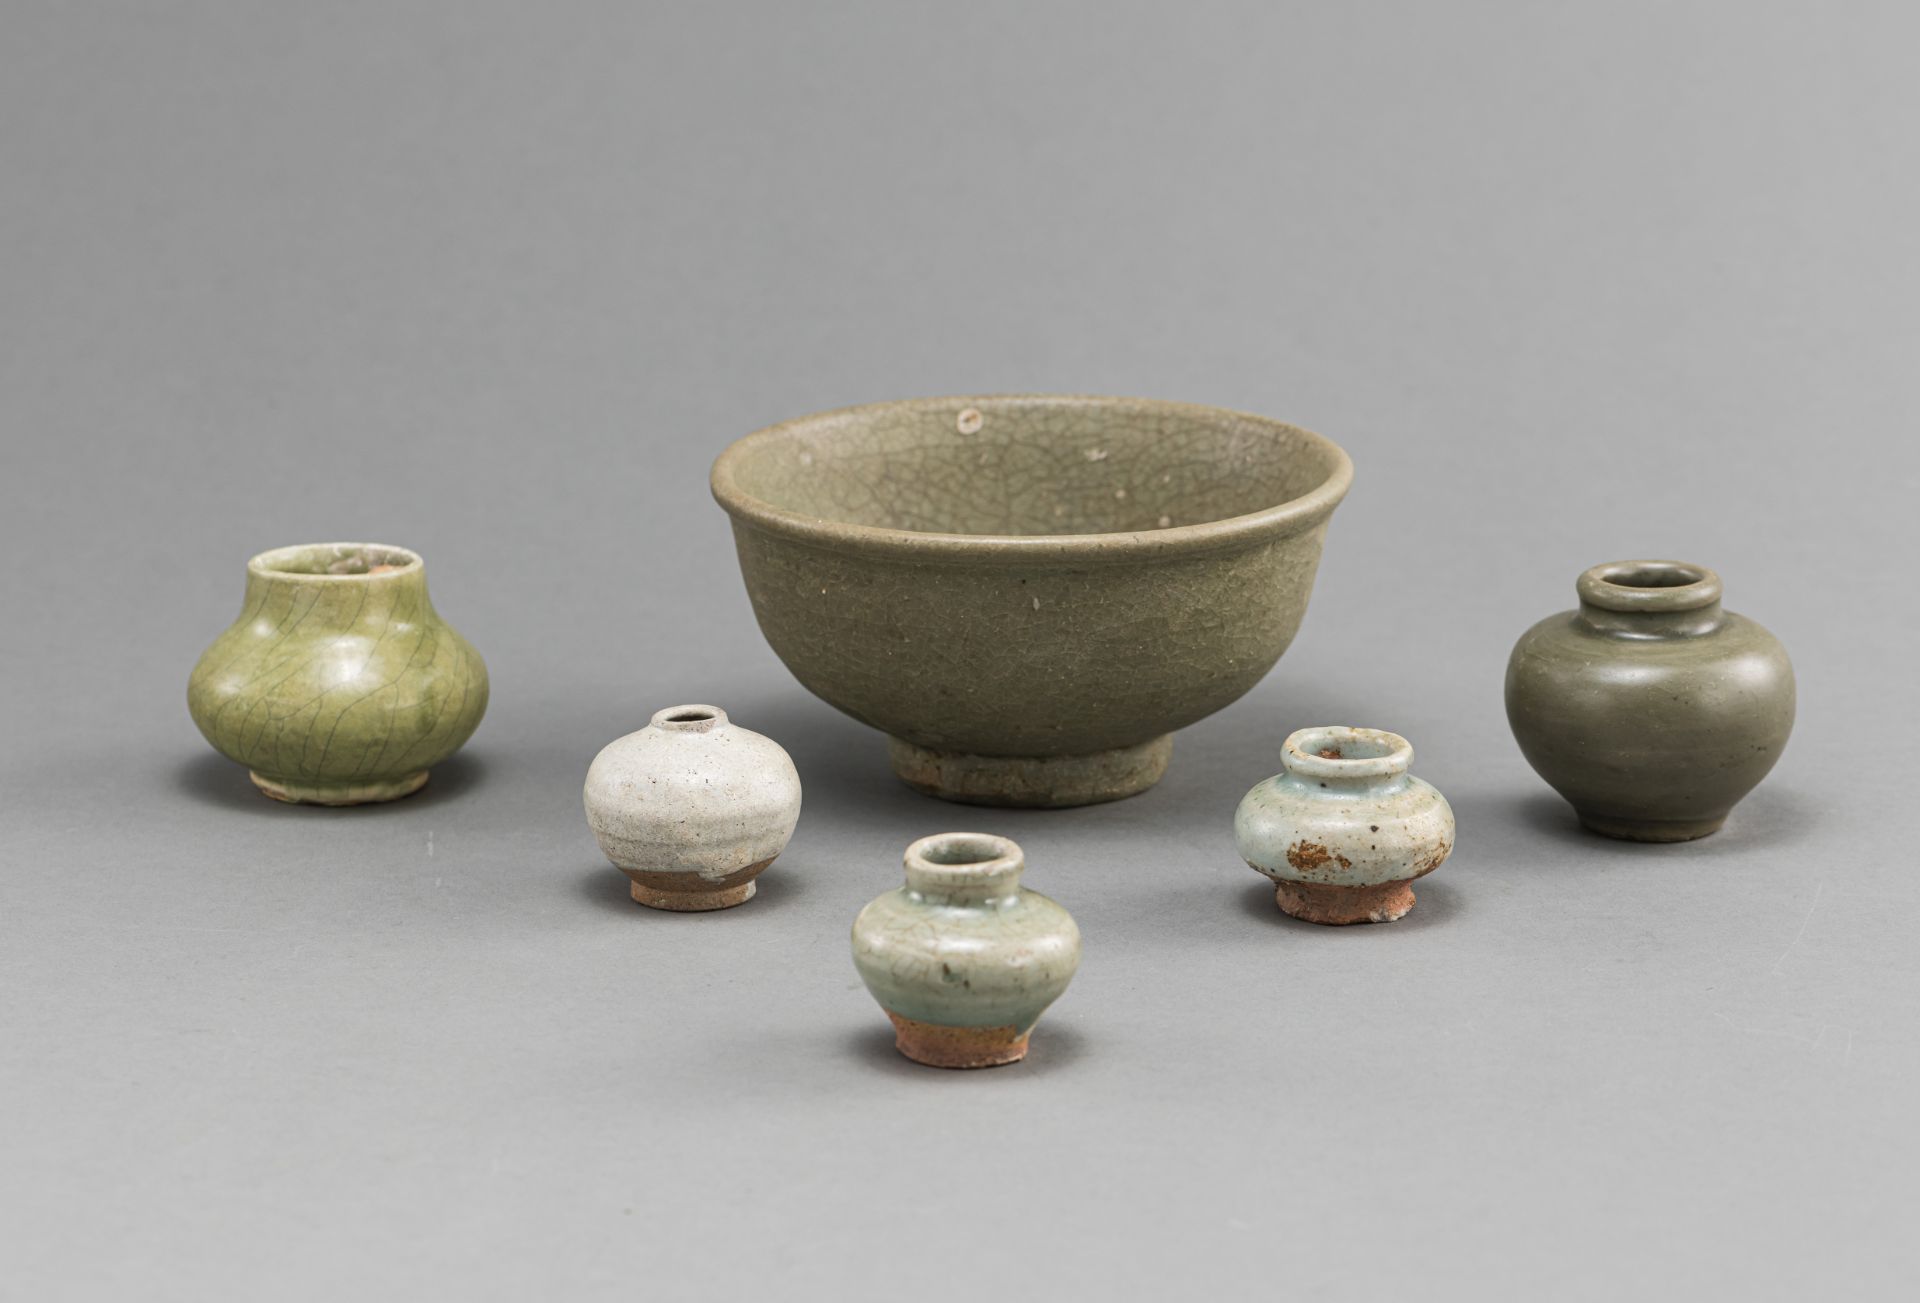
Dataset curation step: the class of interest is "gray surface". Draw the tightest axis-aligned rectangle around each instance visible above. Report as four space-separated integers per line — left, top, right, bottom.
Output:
2 3 1914 1299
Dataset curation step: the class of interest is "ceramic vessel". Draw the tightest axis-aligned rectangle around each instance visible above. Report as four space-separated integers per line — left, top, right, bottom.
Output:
1235 726 1454 924
711 395 1352 808
1505 560 1794 842
584 705 802 911
187 543 488 805
851 833 1080 1068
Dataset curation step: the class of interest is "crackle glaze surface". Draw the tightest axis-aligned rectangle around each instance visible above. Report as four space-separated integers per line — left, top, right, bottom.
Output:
584 705 801 909
1506 560 1795 841
1236 726 1454 923
851 834 1079 1058
187 543 488 804
711 395 1352 806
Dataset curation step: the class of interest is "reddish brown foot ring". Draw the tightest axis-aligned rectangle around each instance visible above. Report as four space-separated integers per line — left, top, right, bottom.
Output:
886 1013 1030 1069
1274 878 1417 925
621 858 772 912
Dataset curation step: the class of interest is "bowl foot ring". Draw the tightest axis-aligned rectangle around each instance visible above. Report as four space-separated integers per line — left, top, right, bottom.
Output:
887 735 1171 808
1576 811 1728 843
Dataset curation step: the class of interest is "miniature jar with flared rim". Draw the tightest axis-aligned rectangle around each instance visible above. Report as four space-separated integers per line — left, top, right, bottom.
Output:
1504 560 1795 842
186 542 489 805
850 833 1081 1069
1234 726 1455 924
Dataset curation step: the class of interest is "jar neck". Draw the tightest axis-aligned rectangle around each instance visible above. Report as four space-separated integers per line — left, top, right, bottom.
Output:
1576 598 1725 638
904 876 1022 907
1284 769 1406 795
242 562 432 627
901 833 1025 907
649 705 729 734
1572 560 1724 638
1277 726 1414 792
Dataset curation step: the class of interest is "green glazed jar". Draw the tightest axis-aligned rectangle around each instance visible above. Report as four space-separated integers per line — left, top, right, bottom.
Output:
1505 560 1794 842
188 543 489 805
851 833 1080 1069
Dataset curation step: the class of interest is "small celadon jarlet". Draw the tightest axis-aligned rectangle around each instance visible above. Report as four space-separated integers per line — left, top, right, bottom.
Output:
1505 559 1795 842
1235 726 1454 925
584 705 802 911
851 833 1080 1068
711 395 1352 808
187 543 488 805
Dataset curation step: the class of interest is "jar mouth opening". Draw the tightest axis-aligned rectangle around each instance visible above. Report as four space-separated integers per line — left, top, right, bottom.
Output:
1577 560 1722 613
904 833 1024 891
1283 727 1412 780
651 704 728 732
249 542 422 579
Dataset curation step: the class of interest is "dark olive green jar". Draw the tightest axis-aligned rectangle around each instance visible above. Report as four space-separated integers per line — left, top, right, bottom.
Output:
1504 560 1794 842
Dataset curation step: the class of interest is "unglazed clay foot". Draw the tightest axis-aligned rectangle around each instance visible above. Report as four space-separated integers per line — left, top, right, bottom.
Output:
583 706 802 913
624 861 771 912
885 1013 1031 1069
1235 726 1454 926
1271 878 1418 926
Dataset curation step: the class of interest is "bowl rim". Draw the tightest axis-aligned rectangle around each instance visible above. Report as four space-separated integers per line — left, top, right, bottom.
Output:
709 394 1354 564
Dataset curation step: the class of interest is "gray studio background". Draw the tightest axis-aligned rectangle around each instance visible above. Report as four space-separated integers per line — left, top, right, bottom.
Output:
3 3 1914 1299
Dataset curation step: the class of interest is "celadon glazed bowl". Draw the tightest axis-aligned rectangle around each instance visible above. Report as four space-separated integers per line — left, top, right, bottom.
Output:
187 543 489 805
711 395 1353 806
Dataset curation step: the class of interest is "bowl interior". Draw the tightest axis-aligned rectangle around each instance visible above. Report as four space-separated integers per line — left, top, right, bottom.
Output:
722 396 1344 537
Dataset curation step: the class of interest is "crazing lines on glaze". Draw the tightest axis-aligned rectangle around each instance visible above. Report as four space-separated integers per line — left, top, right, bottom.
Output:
188 543 488 805
713 395 1352 806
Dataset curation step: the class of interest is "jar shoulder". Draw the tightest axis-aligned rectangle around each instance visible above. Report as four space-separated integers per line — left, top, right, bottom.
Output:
584 727 801 808
1235 773 1451 832
1235 773 1453 884
190 610 487 717
852 889 1080 964
852 889 1081 1026
1508 609 1791 680
186 602 488 778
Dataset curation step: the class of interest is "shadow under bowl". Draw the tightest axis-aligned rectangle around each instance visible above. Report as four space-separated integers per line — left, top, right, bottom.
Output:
711 395 1353 807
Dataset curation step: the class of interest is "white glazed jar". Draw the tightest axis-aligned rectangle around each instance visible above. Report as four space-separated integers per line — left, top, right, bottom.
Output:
584 705 802 911
1234 726 1454 925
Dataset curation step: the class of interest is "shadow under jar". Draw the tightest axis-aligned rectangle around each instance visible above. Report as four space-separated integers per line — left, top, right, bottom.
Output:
1505 559 1795 842
710 395 1353 807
